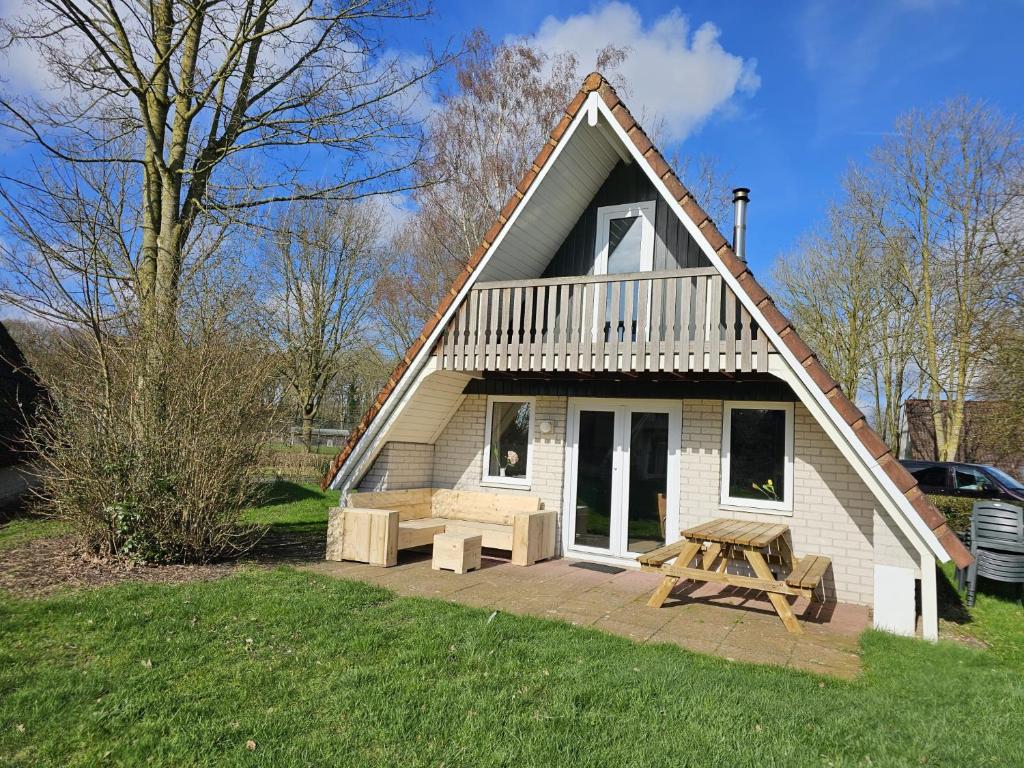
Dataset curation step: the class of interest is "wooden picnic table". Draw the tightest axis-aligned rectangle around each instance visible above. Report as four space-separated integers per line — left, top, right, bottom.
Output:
637 518 831 634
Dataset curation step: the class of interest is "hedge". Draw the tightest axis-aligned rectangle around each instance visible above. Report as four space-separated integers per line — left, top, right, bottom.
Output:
927 495 974 534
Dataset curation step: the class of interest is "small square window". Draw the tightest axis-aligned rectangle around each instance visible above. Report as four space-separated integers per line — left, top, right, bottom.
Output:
483 397 533 487
721 402 794 513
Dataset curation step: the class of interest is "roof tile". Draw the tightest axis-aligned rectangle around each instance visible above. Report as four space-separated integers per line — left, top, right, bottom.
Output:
662 174 688 204
628 125 653 155
936 525 973 569
804 359 839 395
642 150 669 181
611 103 636 133
680 195 709 226
717 246 747 278
827 389 865 426
738 272 768 305
910 493 947 530
550 114 572 142
701 221 727 252
879 454 917 493
781 328 815 363
566 90 587 115
757 300 792 335
853 418 890 459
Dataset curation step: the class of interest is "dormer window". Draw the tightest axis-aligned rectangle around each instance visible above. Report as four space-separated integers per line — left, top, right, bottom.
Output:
595 201 655 274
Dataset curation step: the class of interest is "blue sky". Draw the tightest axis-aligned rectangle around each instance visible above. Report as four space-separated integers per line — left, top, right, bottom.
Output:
0 1 1020 282
397 0 1023 277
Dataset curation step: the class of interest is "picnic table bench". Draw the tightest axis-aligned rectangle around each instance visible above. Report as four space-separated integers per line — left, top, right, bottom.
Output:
637 518 831 634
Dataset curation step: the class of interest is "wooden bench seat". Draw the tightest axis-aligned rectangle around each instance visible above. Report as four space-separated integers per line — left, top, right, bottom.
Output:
327 488 557 567
786 554 831 594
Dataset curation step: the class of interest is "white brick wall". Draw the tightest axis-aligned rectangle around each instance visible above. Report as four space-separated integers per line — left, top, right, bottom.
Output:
357 441 435 491
678 399 918 605
432 395 567 518
366 393 920 607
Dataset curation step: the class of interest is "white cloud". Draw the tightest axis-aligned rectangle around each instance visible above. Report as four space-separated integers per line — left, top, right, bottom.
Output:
0 0 56 94
527 3 759 142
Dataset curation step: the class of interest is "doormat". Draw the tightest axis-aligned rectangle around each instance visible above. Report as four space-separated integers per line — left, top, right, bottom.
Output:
569 562 626 575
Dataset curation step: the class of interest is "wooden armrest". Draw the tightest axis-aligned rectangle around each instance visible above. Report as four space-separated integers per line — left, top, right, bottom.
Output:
511 509 556 566
326 506 398 566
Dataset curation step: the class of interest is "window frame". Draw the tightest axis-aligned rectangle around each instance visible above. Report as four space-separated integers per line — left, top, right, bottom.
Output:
594 201 656 275
720 400 795 514
481 395 535 490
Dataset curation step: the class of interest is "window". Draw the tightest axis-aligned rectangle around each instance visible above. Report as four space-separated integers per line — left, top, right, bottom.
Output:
953 466 995 495
482 396 534 487
595 202 655 275
721 401 795 513
908 464 949 490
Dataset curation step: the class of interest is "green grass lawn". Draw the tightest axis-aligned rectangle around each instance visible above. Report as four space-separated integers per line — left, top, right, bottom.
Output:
0 515 67 552
1 482 1022 766
243 481 339 535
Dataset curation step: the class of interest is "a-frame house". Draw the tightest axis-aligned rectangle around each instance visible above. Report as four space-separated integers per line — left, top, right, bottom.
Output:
323 73 970 639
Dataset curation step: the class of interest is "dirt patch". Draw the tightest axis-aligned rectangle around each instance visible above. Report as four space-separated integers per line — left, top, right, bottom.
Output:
939 620 990 650
0 525 327 599
0 535 236 599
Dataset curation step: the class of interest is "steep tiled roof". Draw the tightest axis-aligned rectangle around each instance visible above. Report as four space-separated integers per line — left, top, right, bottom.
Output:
321 73 971 569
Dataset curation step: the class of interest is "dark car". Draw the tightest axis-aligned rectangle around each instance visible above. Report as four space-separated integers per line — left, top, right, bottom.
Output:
900 460 1024 502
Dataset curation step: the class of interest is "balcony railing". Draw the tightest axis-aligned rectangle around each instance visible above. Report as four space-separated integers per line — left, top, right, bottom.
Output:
437 267 774 374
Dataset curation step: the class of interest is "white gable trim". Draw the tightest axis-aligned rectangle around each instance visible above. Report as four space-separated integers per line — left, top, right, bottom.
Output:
589 96 947 564
331 101 596 493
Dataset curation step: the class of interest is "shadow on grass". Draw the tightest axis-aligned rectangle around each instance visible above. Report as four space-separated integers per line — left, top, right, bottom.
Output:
255 480 324 507
937 561 1024 629
936 565 972 626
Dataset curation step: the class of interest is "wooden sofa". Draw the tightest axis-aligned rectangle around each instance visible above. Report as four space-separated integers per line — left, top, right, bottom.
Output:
325 488 557 568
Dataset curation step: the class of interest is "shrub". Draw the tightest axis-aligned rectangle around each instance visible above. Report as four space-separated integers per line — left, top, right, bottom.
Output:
928 495 974 534
28 336 276 563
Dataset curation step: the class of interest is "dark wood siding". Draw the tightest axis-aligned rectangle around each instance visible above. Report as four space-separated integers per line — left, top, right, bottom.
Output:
542 161 710 277
464 375 795 402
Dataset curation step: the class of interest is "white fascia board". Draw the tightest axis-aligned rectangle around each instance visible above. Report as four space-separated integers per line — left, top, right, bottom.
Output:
331 103 595 492
591 97 948 563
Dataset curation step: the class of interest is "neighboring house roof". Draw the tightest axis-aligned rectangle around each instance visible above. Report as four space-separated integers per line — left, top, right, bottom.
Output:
901 398 1023 475
0 321 44 468
321 72 971 569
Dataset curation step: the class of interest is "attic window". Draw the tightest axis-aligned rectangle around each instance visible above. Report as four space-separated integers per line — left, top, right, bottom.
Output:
595 202 655 274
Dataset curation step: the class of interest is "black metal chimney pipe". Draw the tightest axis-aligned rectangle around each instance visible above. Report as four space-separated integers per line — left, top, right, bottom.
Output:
732 187 750 261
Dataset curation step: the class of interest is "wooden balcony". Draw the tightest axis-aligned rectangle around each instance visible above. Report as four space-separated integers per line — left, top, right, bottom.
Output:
436 268 775 374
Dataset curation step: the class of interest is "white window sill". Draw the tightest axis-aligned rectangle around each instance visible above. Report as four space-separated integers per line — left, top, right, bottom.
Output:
481 478 532 491
719 502 793 518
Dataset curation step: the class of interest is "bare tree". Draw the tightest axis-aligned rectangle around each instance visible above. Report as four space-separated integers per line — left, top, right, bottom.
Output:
853 98 1023 460
263 199 381 449
775 203 881 399
778 99 1023 458
0 0 443 422
0 0 442 560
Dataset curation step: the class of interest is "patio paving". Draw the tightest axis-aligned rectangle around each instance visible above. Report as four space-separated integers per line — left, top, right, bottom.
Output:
304 550 869 679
